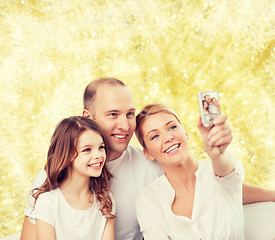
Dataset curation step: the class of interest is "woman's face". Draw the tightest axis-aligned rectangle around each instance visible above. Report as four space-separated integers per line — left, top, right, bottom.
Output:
212 97 219 106
141 112 189 167
203 101 208 109
72 129 106 178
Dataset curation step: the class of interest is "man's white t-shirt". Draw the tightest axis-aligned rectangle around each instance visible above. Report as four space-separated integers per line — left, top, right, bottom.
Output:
25 145 163 240
29 188 115 240
106 145 163 240
136 160 245 240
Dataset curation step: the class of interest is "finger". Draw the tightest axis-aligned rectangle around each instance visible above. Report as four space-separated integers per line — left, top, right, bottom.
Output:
211 132 233 147
208 128 232 146
197 116 203 129
208 123 229 139
213 114 228 125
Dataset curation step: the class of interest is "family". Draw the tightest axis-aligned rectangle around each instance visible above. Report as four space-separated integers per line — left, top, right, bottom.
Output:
19 78 275 240
202 93 220 115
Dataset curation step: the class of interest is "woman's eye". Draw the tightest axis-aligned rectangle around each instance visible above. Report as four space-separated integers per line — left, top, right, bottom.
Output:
151 135 159 140
169 125 177 131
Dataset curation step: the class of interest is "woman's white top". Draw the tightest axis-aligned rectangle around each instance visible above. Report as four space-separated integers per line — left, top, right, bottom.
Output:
136 160 245 240
30 188 115 240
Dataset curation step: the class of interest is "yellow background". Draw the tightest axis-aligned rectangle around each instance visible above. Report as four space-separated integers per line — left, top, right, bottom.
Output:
0 0 274 237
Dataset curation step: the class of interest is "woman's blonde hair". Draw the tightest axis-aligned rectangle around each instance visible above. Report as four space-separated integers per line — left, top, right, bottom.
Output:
135 104 182 149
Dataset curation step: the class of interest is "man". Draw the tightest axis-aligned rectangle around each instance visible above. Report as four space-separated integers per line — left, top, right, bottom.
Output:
21 77 275 240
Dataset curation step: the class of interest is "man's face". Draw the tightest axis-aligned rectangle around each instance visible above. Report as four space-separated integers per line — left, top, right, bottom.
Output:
204 95 211 104
89 85 136 160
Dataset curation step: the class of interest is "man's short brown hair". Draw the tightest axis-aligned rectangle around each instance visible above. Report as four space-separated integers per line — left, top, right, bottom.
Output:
83 77 126 112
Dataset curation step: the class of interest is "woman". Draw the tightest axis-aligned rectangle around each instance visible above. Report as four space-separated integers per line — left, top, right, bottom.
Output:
135 104 244 240
210 97 220 113
202 100 209 114
30 116 115 240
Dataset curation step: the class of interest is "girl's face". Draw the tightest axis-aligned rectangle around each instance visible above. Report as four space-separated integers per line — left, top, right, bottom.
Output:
72 129 106 178
203 101 208 109
142 112 189 168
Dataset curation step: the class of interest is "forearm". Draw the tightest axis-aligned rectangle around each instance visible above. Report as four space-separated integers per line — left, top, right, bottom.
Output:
211 150 235 177
242 183 275 204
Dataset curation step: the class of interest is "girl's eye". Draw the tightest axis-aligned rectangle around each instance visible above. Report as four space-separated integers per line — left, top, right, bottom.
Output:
99 145 105 150
151 134 159 140
83 148 91 152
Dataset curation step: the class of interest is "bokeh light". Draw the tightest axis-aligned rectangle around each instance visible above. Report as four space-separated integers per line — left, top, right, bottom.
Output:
0 0 274 237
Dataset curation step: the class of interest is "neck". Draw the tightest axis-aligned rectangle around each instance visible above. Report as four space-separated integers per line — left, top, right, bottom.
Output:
107 151 124 161
60 171 91 197
163 155 198 190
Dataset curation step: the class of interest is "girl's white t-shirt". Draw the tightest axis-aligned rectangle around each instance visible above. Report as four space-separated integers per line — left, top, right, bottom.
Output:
30 188 115 240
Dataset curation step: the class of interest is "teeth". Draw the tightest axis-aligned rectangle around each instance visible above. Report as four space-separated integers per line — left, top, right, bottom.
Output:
165 144 179 153
113 134 126 139
89 162 101 167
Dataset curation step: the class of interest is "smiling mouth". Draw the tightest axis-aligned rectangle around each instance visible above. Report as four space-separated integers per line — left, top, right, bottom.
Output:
88 162 102 168
164 144 180 153
112 134 128 139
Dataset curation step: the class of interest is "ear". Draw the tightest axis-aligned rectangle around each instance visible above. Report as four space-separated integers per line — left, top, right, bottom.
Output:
185 131 189 141
83 109 94 120
143 148 155 161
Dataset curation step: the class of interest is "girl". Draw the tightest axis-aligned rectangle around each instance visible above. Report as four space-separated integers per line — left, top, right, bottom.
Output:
30 116 115 240
135 104 245 240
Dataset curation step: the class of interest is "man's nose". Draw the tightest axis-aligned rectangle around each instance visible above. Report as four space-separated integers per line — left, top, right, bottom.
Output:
117 116 129 131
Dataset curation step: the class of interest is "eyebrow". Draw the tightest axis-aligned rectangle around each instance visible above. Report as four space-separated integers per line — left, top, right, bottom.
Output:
146 120 175 136
79 142 105 149
105 108 136 113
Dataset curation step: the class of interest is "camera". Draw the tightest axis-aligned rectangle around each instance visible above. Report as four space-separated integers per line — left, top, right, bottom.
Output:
198 91 221 127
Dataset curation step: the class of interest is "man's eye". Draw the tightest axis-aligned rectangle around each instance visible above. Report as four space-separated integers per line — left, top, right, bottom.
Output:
127 112 135 118
109 113 117 117
151 135 159 140
83 148 91 152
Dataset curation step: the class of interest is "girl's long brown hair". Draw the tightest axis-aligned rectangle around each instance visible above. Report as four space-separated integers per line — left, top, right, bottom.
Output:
32 116 114 218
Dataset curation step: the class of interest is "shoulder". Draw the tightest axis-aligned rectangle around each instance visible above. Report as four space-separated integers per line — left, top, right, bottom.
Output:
126 145 146 158
36 189 59 206
31 168 47 190
137 175 167 202
128 145 164 177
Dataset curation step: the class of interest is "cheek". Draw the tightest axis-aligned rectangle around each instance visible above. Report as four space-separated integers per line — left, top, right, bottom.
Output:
148 141 161 155
98 120 116 133
129 119 136 130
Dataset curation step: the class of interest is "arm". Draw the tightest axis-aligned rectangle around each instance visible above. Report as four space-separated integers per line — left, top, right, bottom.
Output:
20 217 37 240
21 169 47 240
197 115 235 177
198 116 275 203
101 218 115 240
36 219 55 240
242 183 275 204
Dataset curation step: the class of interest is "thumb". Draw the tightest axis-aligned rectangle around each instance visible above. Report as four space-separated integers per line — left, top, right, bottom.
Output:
197 116 204 132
